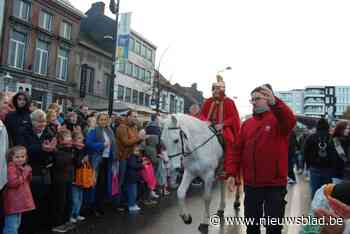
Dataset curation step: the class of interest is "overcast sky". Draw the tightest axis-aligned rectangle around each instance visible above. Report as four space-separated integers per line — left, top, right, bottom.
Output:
72 0 350 115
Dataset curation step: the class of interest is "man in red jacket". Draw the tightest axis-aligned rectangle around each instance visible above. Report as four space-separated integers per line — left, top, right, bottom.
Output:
226 84 296 234
200 75 240 180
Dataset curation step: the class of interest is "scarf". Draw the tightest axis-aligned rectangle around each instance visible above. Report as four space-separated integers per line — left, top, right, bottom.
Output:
207 98 224 125
254 106 269 114
95 126 117 159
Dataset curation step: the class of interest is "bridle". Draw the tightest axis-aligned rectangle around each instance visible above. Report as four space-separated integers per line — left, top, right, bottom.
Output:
167 126 219 159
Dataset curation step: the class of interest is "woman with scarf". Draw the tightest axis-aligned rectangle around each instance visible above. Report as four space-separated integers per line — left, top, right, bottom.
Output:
332 121 350 184
85 113 117 217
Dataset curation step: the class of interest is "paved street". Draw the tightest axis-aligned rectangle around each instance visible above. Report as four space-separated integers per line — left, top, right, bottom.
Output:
46 174 311 234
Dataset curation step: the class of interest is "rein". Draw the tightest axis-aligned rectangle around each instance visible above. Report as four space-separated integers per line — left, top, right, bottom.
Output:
167 126 219 159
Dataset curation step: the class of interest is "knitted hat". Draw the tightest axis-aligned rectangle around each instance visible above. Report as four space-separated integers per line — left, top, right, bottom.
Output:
331 182 350 205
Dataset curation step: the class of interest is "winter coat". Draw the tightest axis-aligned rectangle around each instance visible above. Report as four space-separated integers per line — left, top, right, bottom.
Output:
332 137 350 179
116 123 142 161
16 126 54 179
3 163 35 215
304 133 335 170
0 120 9 190
126 154 143 184
52 145 75 183
85 127 117 159
226 97 296 187
76 111 88 131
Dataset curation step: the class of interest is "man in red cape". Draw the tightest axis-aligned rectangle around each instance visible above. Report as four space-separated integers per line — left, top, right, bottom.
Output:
200 75 241 180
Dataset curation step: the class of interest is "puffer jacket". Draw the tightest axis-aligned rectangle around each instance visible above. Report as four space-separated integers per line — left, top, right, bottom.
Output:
226 97 296 187
3 162 35 215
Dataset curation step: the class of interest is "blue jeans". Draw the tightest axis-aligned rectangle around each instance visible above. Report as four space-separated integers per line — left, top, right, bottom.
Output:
127 183 137 208
71 185 83 218
310 167 333 199
119 160 127 189
3 213 21 234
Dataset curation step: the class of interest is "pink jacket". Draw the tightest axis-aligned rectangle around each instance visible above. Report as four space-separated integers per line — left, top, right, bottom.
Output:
3 162 35 215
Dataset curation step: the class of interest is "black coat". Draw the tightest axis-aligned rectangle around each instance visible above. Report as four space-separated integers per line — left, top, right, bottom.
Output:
126 154 143 184
16 126 54 177
5 110 31 146
304 132 336 170
52 145 75 183
332 137 350 178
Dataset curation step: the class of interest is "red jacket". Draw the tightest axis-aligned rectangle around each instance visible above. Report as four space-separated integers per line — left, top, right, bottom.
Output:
3 163 35 215
226 97 296 187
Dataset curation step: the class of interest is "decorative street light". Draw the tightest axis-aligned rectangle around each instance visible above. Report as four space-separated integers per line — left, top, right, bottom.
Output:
108 0 120 116
2 72 13 92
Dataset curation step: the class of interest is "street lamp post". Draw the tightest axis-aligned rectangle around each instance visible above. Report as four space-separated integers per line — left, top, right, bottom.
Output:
108 0 120 116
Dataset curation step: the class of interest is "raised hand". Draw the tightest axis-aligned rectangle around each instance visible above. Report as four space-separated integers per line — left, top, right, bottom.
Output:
258 85 276 105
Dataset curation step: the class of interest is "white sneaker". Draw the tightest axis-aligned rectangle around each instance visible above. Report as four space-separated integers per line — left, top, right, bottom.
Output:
150 191 159 199
69 217 77 223
76 216 85 221
129 205 141 212
288 178 296 184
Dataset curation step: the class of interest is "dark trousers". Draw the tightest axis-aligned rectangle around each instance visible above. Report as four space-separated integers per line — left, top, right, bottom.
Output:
51 181 69 227
95 158 108 210
288 154 296 181
20 179 51 234
244 186 287 234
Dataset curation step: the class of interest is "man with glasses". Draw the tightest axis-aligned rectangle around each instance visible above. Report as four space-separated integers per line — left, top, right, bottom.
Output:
226 84 296 234
199 75 240 180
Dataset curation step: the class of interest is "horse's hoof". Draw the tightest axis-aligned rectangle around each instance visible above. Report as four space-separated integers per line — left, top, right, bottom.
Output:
217 210 224 218
198 223 209 233
234 201 241 210
180 214 193 225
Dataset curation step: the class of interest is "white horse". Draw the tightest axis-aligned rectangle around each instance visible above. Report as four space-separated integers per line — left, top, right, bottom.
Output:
161 114 228 233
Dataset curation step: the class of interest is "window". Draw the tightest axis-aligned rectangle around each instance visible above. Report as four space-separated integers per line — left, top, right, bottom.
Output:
146 48 152 61
135 41 141 54
56 48 69 81
126 62 133 76
125 88 131 103
13 0 30 21
133 64 139 78
170 95 175 113
139 68 145 81
132 90 138 104
117 85 124 101
118 61 125 73
60 21 72 40
34 40 49 75
145 71 151 83
129 37 134 51
145 94 150 106
141 45 146 57
139 92 144 106
9 31 26 69
161 94 167 110
39 11 53 32
87 67 95 94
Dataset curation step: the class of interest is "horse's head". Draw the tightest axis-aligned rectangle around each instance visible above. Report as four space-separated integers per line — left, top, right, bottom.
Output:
161 114 195 158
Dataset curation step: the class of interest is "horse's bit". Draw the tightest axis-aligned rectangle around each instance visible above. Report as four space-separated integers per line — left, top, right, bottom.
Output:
167 126 219 159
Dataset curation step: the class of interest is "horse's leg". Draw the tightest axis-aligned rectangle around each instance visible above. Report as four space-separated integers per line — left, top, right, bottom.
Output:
178 170 194 225
217 179 226 218
198 171 215 233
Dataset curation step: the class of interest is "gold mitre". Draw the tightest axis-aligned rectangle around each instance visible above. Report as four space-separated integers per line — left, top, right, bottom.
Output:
213 74 225 88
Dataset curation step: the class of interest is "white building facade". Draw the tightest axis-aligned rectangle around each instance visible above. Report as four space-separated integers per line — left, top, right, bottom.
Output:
275 89 304 115
115 30 156 120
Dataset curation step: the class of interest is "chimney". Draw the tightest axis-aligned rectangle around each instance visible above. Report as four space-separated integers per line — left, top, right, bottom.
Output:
90 2 105 15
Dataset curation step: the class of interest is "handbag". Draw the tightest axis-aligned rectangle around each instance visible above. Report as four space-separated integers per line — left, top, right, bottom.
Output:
75 161 95 189
111 162 119 196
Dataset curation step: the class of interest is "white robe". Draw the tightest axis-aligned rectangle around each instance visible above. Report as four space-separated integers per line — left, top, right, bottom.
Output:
0 120 9 190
